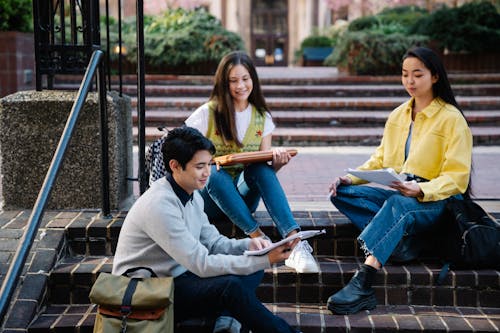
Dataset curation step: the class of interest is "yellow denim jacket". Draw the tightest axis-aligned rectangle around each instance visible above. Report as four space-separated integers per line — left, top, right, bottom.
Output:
349 97 472 202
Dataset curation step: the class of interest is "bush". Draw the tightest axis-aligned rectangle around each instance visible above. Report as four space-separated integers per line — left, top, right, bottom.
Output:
348 16 378 32
0 0 32 32
325 31 428 75
300 35 334 48
410 1 500 53
348 6 428 35
106 7 244 73
377 5 428 30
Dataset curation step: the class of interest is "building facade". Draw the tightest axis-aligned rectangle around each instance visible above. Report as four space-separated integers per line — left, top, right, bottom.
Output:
103 0 478 67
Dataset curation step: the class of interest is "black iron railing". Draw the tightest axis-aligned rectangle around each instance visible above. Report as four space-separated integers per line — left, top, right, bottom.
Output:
32 0 147 192
0 50 108 320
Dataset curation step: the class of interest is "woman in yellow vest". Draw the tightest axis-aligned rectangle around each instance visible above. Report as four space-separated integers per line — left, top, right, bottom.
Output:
185 51 318 273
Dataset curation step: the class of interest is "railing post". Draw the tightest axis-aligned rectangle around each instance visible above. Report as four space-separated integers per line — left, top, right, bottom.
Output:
137 0 147 194
97 61 111 218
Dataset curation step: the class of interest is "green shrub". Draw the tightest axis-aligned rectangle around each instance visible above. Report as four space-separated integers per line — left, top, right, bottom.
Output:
300 35 334 48
410 1 500 53
325 30 428 75
377 5 428 30
0 0 32 32
105 7 244 72
348 16 378 32
348 5 428 35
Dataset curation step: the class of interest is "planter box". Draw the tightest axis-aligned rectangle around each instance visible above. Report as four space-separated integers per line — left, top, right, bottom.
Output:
0 31 35 98
302 47 334 67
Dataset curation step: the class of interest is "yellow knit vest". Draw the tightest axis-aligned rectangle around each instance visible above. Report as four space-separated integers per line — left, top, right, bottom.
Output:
206 101 265 177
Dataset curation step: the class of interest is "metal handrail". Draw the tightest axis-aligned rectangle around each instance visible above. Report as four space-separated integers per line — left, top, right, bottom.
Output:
0 50 108 320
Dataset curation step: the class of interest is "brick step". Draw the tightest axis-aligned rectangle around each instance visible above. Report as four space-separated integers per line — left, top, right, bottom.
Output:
9 209 498 333
103 83 500 98
54 72 500 85
131 96 500 112
27 303 500 333
135 125 500 146
47 256 500 308
64 211 356 257
135 109 500 128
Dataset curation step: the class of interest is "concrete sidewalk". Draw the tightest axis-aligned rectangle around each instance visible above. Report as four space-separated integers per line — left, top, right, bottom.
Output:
130 145 500 212
2 145 499 212
271 146 500 212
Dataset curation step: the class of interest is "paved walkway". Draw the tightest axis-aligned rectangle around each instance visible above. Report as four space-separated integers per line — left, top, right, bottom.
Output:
129 145 500 212
272 146 500 212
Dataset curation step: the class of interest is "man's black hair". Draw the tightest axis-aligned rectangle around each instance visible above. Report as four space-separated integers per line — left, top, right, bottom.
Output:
162 126 216 173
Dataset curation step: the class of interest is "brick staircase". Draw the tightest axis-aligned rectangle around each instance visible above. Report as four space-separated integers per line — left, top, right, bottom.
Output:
2 209 498 332
54 72 500 146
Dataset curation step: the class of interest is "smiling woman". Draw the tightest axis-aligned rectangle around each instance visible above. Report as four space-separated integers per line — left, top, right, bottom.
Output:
185 50 320 274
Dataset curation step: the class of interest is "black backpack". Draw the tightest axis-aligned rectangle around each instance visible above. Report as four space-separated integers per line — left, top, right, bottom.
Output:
435 199 500 283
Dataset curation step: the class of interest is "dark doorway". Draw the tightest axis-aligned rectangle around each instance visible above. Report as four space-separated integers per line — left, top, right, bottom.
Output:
251 0 288 66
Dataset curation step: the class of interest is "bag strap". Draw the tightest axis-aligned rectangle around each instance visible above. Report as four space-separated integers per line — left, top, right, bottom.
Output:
121 278 139 315
119 278 140 333
123 266 158 278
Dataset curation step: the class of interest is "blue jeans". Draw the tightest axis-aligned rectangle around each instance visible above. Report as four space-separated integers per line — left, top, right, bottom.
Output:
200 162 298 238
331 185 450 266
174 270 296 333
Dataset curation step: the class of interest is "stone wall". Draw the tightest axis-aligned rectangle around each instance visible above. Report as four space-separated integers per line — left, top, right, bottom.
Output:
0 90 132 210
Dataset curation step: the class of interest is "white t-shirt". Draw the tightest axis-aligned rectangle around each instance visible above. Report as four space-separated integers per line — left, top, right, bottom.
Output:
185 102 275 143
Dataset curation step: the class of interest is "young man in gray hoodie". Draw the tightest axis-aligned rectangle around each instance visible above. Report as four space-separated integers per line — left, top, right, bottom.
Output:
113 126 300 333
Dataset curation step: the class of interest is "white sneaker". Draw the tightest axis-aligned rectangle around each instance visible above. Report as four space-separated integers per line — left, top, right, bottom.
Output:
285 240 319 273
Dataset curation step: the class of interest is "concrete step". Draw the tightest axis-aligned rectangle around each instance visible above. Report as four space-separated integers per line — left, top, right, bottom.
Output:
104 83 500 98
135 109 500 128
54 72 500 86
135 125 500 146
132 96 500 111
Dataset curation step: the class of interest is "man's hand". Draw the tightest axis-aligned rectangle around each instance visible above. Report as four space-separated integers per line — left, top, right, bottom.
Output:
249 237 272 251
267 238 300 264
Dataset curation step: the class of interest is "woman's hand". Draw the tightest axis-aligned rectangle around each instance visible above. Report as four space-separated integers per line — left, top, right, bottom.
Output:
248 237 272 251
267 238 300 264
390 181 423 198
328 176 352 198
271 147 291 171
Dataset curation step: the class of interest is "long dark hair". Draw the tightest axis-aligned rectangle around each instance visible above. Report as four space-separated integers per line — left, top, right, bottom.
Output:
403 47 473 197
210 51 268 146
403 47 462 112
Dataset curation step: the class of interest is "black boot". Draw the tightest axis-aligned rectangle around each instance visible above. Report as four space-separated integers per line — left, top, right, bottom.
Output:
327 264 378 314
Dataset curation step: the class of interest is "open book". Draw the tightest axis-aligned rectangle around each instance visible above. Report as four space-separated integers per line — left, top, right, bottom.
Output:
346 168 406 186
244 229 326 256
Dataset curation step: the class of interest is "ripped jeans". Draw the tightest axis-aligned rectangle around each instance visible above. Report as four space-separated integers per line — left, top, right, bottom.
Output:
331 185 449 266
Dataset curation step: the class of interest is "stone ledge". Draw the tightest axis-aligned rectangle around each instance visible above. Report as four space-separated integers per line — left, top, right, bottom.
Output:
0 90 132 210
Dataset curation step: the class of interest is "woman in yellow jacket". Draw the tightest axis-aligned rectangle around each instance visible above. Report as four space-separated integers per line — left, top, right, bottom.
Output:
326 46 472 315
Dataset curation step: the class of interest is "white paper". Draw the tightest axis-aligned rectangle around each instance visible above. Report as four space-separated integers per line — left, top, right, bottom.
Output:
244 229 326 256
346 168 405 186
